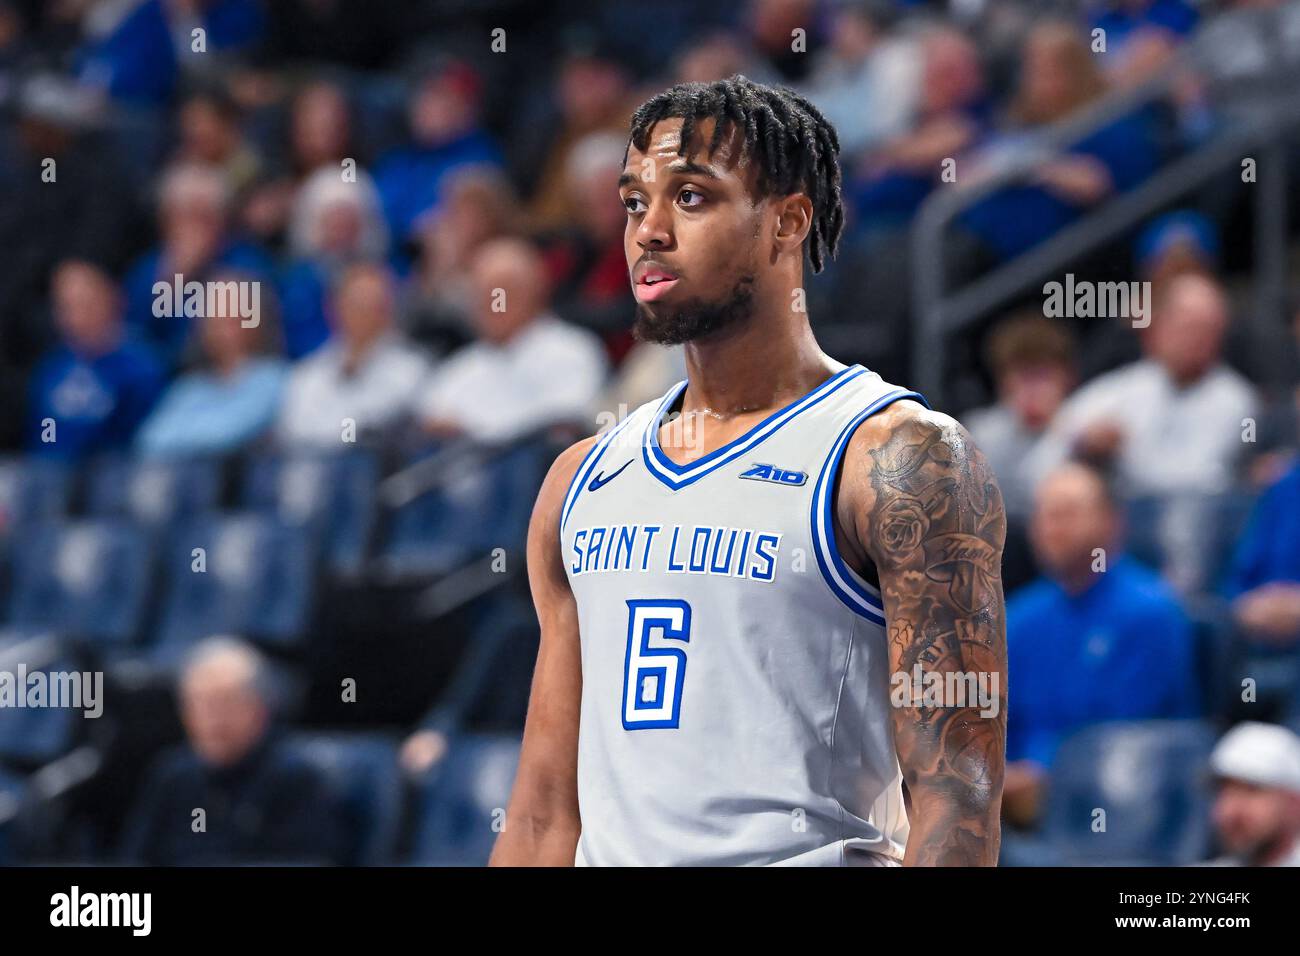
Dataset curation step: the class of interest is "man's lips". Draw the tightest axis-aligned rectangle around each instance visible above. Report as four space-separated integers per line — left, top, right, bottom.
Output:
634 264 680 302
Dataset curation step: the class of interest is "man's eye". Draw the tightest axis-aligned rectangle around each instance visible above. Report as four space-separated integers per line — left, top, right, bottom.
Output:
624 196 645 214
679 189 704 207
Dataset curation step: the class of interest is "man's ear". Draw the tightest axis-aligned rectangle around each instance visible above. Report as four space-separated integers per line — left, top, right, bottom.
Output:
773 194 813 255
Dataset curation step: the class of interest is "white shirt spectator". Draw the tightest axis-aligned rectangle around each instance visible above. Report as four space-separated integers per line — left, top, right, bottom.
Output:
419 313 606 443
1028 358 1257 497
277 333 431 447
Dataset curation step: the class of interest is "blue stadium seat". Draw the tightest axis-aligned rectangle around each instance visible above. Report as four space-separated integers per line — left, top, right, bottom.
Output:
0 458 72 533
7 519 153 645
1043 720 1217 865
0 634 84 768
292 732 403 866
379 439 549 579
85 455 223 529
410 733 521 865
153 512 317 652
242 450 379 577
0 765 23 865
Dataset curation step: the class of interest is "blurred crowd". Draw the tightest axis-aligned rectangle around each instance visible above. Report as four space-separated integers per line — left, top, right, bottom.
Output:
0 0 1299 866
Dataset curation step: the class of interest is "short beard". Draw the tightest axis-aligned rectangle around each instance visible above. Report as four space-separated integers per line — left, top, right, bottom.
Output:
632 274 756 345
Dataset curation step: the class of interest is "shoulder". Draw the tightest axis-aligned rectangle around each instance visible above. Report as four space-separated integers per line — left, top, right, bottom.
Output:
842 400 986 490
142 745 204 789
1205 363 1257 404
1112 559 1189 622
839 399 1005 569
1007 578 1060 618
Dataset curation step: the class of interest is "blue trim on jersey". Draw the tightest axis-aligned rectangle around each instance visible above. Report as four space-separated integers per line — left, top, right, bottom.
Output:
811 387 930 623
560 412 640 536
642 365 868 491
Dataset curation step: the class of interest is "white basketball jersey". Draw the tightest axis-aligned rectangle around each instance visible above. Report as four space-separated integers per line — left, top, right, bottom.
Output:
560 363 927 866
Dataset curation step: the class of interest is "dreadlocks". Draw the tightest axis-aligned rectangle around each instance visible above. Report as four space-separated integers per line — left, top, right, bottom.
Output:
626 74 844 274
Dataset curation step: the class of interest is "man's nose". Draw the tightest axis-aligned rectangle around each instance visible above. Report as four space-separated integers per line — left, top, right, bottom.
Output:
636 199 673 250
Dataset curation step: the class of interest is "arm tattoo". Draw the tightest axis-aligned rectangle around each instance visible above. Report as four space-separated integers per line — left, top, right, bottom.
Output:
866 414 1007 866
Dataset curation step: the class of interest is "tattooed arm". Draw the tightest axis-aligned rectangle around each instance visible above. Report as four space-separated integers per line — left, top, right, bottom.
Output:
838 402 1007 866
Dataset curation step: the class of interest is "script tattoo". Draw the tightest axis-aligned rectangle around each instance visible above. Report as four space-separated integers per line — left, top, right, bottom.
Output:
867 413 1006 866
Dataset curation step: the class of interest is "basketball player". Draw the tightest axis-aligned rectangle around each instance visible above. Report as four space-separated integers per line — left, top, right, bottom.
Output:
491 76 1006 866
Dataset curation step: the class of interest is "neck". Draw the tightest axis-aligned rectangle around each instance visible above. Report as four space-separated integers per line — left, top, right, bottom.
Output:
678 300 836 417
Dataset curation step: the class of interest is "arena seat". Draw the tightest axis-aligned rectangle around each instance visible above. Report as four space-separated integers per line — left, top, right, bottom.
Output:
242 450 379 578
152 512 317 652
0 634 85 768
292 732 404 866
409 733 521 865
0 765 23 865
7 518 153 645
378 438 548 579
1042 719 1217 865
85 455 223 530
0 457 72 532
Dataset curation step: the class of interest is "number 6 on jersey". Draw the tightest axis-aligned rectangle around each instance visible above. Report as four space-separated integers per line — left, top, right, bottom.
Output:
622 599 692 730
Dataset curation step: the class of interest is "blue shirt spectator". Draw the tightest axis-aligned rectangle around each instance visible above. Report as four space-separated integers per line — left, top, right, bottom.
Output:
960 109 1161 261
374 62 502 242
136 357 286 459
1224 459 1300 645
957 22 1162 262
74 0 262 106
1091 1 1200 53
28 261 165 460
76 0 264 106
1225 460 1300 598
121 163 274 365
1007 555 1199 766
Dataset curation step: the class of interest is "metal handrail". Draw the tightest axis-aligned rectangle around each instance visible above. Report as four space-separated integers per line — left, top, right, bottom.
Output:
908 11 1300 407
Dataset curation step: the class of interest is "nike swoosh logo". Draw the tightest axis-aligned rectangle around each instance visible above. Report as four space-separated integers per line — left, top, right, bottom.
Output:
588 459 633 492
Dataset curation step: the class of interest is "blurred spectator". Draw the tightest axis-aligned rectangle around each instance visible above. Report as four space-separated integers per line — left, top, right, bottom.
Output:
276 261 430 448
1029 273 1257 499
120 636 346 865
959 21 1161 262
241 79 356 245
0 74 140 369
523 44 631 231
967 312 1077 519
26 260 164 460
748 0 823 83
402 165 519 351
76 0 265 106
546 130 635 350
1137 209 1220 291
1206 722 1300 866
1225 458 1300 647
135 273 286 458
418 238 606 444
373 60 502 244
1079 209 1223 380
278 166 390 358
1089 0 1199 72
173 83 261 197
851 25 987 229
800 1 917 157
123 162 273 364
1003 463 1198 828
673 30 763 86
